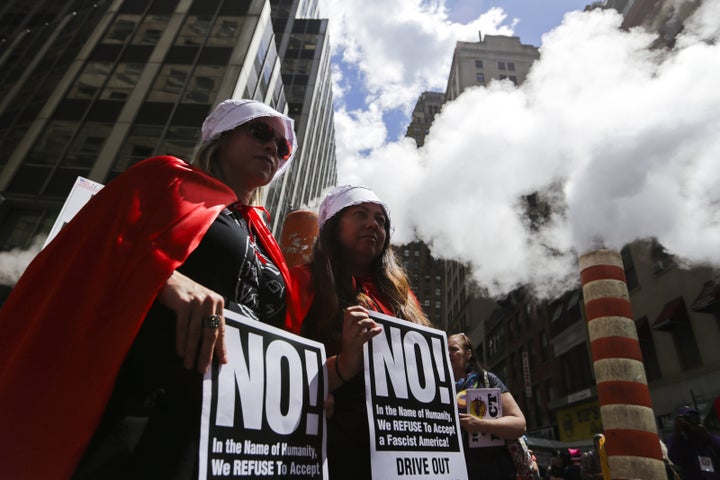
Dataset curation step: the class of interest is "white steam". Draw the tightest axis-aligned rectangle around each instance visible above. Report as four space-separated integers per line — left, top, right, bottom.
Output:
0 236 45 287
341 4 720 298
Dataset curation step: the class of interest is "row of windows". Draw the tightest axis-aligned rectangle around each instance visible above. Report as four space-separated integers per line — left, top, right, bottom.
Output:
475 60 516 71
476 73 518 85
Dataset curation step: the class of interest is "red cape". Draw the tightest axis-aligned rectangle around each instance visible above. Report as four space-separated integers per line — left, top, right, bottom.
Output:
0 156 300 479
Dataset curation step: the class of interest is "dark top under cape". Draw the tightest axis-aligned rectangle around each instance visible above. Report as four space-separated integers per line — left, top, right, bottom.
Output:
0 156 300 479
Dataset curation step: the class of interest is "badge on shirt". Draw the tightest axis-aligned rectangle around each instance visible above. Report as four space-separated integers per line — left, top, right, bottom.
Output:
699 455 715 472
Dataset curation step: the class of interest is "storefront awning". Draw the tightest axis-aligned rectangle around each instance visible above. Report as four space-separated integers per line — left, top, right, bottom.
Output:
652 297 687 331
691 277 720 313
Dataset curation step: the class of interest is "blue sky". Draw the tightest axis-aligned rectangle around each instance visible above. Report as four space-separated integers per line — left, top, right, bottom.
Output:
445 0 592 45
313 0 720 298
322 0 591 142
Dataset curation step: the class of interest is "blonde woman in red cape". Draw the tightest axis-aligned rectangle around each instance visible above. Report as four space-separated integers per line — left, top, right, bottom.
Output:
291 185 431 479
0 99 302 479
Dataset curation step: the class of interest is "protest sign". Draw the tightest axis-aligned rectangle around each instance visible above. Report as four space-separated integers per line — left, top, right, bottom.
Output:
199 309 328 479
465 388 504 448
365 312 468 480
43 176 104 248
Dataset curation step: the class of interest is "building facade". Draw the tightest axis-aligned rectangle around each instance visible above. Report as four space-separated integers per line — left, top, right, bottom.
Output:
396 91 448 328
442 34 539 336
0 0 336 276
445 33 539 102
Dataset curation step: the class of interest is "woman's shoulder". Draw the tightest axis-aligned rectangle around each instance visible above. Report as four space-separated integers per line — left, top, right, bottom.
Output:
484 370 509 392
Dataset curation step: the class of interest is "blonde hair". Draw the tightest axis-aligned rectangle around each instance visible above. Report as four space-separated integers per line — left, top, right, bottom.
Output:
448 333 482 374
192 135 263 205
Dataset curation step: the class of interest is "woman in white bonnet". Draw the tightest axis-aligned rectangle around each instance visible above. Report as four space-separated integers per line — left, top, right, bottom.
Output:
290 185 432 480
0 99 301 479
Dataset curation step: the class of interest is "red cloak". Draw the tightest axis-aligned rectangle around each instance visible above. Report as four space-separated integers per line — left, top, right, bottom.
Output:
0 156 299 479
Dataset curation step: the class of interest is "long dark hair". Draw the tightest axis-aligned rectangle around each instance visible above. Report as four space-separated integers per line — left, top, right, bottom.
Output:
302 207 431 352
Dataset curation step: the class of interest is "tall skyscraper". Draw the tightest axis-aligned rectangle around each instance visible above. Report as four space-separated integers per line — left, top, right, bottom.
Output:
398 92 447 328
0 0 337 257
443 34 539 336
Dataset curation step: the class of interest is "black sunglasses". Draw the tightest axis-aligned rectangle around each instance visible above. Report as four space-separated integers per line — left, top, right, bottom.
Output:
247 121 292 161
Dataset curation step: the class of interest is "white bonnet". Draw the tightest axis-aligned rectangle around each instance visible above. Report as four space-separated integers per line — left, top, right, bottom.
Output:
201 99 298 175
318 185 391 229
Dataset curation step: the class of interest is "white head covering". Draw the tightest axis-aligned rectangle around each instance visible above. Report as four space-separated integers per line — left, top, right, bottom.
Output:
318 185 391 229
201 99 298 175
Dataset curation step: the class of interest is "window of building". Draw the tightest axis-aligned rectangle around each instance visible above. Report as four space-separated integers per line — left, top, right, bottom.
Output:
148 65 191 102
650 239 675 274
5 165 49 195
284 58 312 75
621 245 639 291
414 250 419 257
0 209 55 250
102 15 141 44
435 301 441 309
184 65 223 103
653 300 702 371
475 60 483 69
540 331 548 362
507 62 515 71
45 167 92 197
527 341 535 369
534 387 544 427
476 73 485 84
636 317 661 381
498 61 506 70
102 63 144 100
113 125 164 173
157 126 201 159
207 16 244 46
25 121 76 166
68 62 113 99
509 76 517 85
131 15 170 45
62 123 112 168
177 15 212 46
435 288 441 296
508 353 515 381
545 379 554 401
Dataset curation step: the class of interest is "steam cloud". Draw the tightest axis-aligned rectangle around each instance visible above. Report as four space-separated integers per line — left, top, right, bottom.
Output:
339 3 720 298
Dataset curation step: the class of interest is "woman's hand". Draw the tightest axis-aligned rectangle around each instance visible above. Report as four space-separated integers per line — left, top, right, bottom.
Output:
458 413 488 433
329 305 382 390
458 392 527 440
156 270 228 373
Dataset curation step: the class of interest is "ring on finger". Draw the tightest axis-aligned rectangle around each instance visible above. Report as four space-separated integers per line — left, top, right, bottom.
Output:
206 314 221 329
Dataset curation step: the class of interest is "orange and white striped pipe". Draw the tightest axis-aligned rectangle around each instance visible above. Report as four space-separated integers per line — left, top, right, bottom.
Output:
579 249 665 480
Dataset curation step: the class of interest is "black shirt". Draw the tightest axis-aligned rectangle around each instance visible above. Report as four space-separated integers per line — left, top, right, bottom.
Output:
74 207 286 480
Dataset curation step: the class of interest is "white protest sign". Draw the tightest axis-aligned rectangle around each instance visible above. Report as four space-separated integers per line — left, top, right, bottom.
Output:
43 176 104 248
198 309 328 479
365 311 468 480
465 388 504 448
